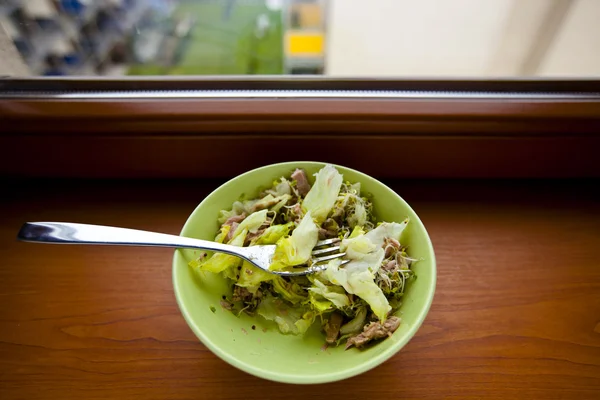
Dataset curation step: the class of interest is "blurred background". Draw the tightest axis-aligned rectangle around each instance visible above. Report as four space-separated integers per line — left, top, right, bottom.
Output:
1 0 599 77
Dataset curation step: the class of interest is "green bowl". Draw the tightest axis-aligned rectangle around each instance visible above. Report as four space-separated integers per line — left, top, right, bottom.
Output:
173 162 436 384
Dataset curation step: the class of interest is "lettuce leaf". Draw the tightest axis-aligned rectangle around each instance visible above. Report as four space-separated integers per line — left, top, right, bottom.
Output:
349 225 365 239
307 291 333 314
270 211 318 270
257 294 315 334
248 194 291 213
271 194 292 213
321 219 410 320
341 234 377 260
308 279 350 308
214 224 231 244
325 251 391 321
254 222 293 245
340 306 367 335
230 209 268 241
364 220 409 248
217 201 245 224
302 164 344 223
273 178 292 196
237 261 274 291
342 220 409 262
348 201 367 228
199 229 247 274
272 276 308 304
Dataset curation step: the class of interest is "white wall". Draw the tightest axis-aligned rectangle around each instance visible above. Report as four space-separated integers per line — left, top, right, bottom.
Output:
326 0 515 77
485 0 561 76
538 0 600 77
325 0 600 77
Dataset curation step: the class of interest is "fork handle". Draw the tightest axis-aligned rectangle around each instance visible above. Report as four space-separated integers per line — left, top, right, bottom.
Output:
17 222 239 255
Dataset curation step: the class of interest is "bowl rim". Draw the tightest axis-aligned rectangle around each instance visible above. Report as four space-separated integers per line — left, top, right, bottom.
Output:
172 161 437 384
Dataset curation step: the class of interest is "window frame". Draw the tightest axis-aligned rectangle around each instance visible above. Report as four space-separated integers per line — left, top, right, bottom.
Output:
1 77 599 178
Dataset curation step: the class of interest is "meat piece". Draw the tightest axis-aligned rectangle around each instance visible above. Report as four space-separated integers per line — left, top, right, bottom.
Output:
384 246 394 258
224 213 246 225
291 168 311 197
318 218 339 240
223 213 246 242
288 203 303 223
245 224 270 245
319 228 335 240
251 196 282 212
232 286 253 303
220 299 234 311
388 238 401 248
382 260 397 271
384 237 401 257
325 312 344 344
345 316 401 349
226 222 239 242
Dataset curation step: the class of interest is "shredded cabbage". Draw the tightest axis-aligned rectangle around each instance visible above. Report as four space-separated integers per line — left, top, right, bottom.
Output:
217 201 245 224
257 295 314 334
272 276 307 304
302 164 343 223
340 306 367 335
198 229 247 274
231 209 268 240
237 261 274 290
348 201 367 228
269 211 318 270
341 235 377 260
214 224 231 243
307 291 333 313
325 250 391 321
308 279 350 308
364 220 409 247
254 222 293 245
196 164 417 347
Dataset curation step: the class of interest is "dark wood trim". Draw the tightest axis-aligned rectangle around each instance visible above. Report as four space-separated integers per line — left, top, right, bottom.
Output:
3 76 600 92
1 134 599 179
2 98 600 135
1 78 599 178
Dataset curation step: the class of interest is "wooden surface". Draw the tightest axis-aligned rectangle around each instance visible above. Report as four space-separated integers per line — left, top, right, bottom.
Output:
1 179 599 399
2 79 600 180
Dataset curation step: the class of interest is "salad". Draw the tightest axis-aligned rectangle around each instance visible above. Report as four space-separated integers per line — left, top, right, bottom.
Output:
190 165 416 349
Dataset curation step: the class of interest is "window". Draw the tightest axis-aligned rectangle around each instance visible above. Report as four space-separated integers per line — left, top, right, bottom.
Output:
2 0 599 77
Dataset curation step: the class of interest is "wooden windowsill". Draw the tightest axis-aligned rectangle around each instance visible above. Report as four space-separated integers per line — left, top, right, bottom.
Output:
1 178 598 398
1 77 599 178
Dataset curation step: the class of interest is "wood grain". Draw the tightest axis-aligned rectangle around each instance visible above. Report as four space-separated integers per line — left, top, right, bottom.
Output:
2 90 600 179
0 179 599 399
2 134 600 179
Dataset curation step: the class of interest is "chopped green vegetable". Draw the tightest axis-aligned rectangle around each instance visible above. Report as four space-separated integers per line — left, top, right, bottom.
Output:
194 164 417 349
237 261 274 290
341 234 377 260
340 306 367 335
272 276 308 304
257 294 314 334
308 279 350 308
269 212 318 270
198 229 247 273
302 164 343 223
325 252 391 321
254 222 293 245
214 224 231 243
231 210 268 240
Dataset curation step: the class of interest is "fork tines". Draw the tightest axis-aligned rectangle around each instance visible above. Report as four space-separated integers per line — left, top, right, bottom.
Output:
311 238 346 265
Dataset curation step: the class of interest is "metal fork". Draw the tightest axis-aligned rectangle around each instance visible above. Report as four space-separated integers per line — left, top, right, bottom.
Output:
17 222 347 276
